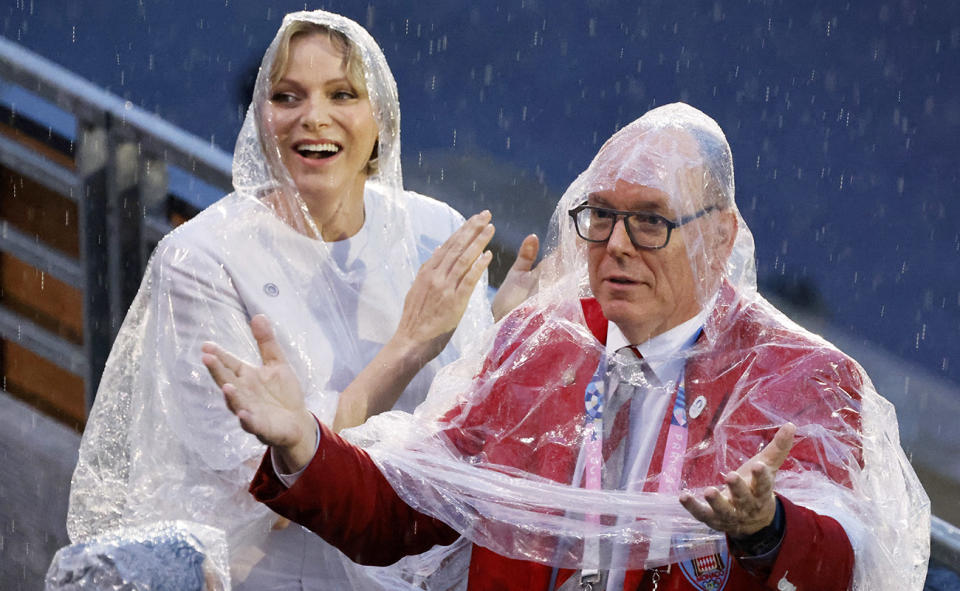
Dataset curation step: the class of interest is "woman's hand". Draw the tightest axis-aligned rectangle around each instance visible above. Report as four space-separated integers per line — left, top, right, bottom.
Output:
331 211 494 432
392 210 495 362
492 234 540 322
202 315 317 473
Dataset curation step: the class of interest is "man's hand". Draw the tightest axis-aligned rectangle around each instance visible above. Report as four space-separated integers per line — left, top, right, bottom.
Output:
679 423 796 537
492 234 540 322
201 315 317 472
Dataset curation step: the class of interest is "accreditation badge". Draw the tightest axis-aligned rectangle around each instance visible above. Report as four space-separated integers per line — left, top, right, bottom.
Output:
677 547 731 590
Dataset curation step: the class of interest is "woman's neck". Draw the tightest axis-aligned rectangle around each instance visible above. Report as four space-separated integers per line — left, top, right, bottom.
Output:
312 174 367 241
269 176 368 241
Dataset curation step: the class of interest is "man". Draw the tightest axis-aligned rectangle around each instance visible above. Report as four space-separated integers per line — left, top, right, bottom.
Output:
204 103 928 590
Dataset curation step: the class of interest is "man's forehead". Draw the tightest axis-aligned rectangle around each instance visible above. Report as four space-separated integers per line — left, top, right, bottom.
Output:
588 127 703 202
596 126 700 167
586 181 673 212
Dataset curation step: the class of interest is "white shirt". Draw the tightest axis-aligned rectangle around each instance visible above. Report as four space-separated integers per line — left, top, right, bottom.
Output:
606 311 707 492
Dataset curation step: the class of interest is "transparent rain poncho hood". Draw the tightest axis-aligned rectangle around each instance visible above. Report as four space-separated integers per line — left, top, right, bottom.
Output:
344 103 930 589
67 9 489 588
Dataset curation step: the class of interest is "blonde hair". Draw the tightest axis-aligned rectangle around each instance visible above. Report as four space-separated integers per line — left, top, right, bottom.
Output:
268 21 379 175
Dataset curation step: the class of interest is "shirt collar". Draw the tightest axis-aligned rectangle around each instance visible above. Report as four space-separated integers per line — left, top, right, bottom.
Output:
606 310 707 380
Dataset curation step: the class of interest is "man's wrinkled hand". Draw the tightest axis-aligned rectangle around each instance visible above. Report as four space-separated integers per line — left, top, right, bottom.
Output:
492 234 540 322
201 315 313 456
679 423 796 537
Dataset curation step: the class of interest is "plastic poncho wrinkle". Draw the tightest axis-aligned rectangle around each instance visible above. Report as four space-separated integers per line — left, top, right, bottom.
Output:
344 103 929 589
67 8 490 590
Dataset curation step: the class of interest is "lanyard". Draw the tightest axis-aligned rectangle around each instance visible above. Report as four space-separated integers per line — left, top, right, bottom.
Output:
581 354 607 496
576 355 607 589
580 352 689 494
658 373 689 494
577 328 702 589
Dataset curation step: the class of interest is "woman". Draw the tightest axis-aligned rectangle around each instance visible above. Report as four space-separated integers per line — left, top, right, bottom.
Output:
66 9 535 589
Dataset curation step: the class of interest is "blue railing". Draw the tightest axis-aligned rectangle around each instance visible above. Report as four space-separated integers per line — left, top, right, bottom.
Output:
0 34 231 408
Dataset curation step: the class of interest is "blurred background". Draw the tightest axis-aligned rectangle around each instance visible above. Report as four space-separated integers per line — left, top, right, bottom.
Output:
0 0 958 588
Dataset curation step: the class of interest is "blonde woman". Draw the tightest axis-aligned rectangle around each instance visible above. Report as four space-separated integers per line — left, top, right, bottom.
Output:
67 10 536 589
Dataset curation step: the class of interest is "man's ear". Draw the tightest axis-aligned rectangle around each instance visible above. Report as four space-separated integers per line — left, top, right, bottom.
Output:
711 210 738 272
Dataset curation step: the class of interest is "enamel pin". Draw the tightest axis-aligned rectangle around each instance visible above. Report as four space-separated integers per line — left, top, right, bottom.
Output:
689 395 707 419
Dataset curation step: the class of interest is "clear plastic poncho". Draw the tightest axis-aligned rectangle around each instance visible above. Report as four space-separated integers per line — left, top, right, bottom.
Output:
343 103 930 589
46 521 229 591
67 9 490 589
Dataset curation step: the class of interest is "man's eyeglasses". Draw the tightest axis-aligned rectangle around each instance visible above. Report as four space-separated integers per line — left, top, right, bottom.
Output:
567 203 718 250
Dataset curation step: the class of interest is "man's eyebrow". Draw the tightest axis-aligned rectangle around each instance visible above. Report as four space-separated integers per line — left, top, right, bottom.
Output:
586 193 670 213
585 193 608 205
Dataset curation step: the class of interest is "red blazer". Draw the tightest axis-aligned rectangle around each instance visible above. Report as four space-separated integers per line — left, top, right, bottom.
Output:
252 291 859 590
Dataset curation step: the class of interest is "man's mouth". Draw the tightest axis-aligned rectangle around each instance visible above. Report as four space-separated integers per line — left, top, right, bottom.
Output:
607 276 637 285
294 142 341 159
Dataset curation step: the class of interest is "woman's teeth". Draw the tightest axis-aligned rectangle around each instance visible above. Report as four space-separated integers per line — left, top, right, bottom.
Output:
297 143 340 159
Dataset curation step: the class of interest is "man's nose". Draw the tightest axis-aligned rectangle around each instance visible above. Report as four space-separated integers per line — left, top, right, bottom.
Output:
606 217 635 254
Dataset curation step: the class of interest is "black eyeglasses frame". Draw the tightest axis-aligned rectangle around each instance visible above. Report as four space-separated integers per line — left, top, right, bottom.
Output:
567 203 718 250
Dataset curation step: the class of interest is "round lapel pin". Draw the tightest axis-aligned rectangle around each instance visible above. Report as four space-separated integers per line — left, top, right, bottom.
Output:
689 395 707 419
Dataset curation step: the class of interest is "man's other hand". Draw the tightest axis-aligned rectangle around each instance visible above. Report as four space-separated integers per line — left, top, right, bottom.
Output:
201 314 317 472
679 423 796 537
492 233 540 322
